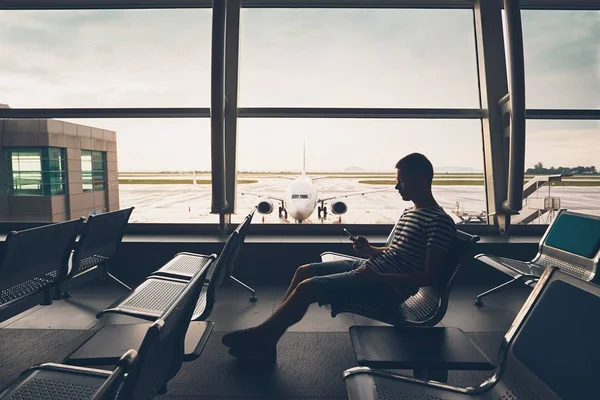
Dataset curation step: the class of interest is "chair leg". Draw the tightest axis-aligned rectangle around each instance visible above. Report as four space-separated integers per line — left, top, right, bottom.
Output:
475 277 523 306
103 266 132 291
230 276 257 302
41 288 53 306
53 284 62 300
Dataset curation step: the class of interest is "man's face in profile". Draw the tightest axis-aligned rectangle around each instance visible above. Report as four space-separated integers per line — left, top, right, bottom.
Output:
395 168 411 201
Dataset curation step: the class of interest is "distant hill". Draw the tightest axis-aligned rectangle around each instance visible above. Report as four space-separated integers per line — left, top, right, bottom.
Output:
344 166 365 172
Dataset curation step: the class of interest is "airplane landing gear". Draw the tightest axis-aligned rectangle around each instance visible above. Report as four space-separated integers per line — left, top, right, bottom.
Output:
317 205 328 220
278 205 288 219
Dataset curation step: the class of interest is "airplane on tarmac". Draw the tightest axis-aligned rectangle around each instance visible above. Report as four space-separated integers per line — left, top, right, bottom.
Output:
241 144 393 223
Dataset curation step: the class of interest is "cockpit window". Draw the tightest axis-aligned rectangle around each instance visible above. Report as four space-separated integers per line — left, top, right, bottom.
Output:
300 194 309 199
292 194 310 199
292 195 300 199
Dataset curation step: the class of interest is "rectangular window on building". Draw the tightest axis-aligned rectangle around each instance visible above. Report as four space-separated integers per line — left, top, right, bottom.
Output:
8 147 66 196
82 150 106 192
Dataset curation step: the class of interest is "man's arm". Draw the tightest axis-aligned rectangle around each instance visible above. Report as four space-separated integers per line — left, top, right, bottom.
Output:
352 236 389 258
356 246 449 286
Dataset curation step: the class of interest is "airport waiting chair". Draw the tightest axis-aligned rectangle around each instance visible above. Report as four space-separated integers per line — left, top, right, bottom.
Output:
150 208 257 301
327 231 479 327
0 350 137 400
474 209 600 306
0 219 82 322
55 207 134 299
91 232 240 362
66 256 211 397
343 266 600 400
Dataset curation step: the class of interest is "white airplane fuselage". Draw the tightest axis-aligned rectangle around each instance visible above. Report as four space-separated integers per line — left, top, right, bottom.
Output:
284 176 318 222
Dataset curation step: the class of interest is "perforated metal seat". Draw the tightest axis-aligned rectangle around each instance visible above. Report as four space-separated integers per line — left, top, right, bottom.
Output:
474 210 600 306
327 231 479 327
152 253 214 280
98 257 216 321
344 267 600 400
151 207 257 302
0 350 136 400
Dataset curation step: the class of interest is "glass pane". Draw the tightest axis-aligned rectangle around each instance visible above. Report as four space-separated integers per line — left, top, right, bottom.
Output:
522 119 600 224
239 9 479 108
63 118 213 223
81 152 93 172
233 118 485 224
11 150 42 172
521 10 600 109
0 9 212 108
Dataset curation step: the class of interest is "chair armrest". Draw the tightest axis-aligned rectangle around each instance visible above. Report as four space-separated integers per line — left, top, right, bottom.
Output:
23 363 113 377
320 252 366 263
343 366 488 395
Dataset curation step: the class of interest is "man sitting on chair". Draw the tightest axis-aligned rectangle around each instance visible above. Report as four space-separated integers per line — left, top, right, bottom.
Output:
222 152 457 362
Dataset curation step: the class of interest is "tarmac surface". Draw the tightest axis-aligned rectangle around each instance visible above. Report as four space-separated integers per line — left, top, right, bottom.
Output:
118 177 600 224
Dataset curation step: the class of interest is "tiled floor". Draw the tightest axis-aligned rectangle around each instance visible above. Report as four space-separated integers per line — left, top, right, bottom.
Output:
0 278 531 334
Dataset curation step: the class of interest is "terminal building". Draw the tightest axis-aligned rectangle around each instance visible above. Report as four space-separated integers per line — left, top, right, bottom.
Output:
0 104 119 222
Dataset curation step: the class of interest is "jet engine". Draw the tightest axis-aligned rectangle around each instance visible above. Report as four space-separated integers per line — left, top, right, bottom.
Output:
331 200 348 215
257 198 274 214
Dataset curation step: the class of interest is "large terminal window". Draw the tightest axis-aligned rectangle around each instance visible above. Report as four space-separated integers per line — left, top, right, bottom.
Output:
64 118 213 223
235 8 482 225
0 9 212 108
1 1 597 231
517 10 600 225
0 7 212 224
235 119 484 224
238 9 479 108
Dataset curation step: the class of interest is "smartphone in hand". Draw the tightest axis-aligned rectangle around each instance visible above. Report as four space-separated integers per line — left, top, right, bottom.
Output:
343 228 359 242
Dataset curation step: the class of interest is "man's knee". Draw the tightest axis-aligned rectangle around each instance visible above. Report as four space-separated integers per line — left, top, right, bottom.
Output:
294 264 315 281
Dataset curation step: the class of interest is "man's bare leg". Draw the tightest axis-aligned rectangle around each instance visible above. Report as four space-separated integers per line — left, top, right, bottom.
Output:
224 279 318 351
281 264 316 302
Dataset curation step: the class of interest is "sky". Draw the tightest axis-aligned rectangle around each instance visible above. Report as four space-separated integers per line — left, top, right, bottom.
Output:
0 8 598 173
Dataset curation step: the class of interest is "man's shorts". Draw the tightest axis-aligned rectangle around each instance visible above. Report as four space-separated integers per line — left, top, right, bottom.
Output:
306 259 410 312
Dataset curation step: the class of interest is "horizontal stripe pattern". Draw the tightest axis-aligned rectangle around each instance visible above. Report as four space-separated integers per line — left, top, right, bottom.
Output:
366 206 456 297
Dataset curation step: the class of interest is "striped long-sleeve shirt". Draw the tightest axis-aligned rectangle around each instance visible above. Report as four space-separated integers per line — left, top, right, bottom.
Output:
366 206 456 298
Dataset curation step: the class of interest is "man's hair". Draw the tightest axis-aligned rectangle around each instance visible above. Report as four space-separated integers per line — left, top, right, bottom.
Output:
395 153 434 184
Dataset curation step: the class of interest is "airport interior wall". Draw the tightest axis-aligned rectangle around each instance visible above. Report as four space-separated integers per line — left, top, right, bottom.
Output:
2 236 538 289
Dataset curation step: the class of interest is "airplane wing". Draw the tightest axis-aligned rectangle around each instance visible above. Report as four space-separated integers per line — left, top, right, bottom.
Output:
318 187 394 203
240 191 285 203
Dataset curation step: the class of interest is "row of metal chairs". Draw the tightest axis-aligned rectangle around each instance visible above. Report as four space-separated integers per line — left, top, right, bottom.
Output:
0 249 212 400
0 207 133 323
0 207 256 399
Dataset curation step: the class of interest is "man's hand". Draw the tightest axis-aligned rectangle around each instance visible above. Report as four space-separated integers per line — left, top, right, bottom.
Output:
352 236 374 257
